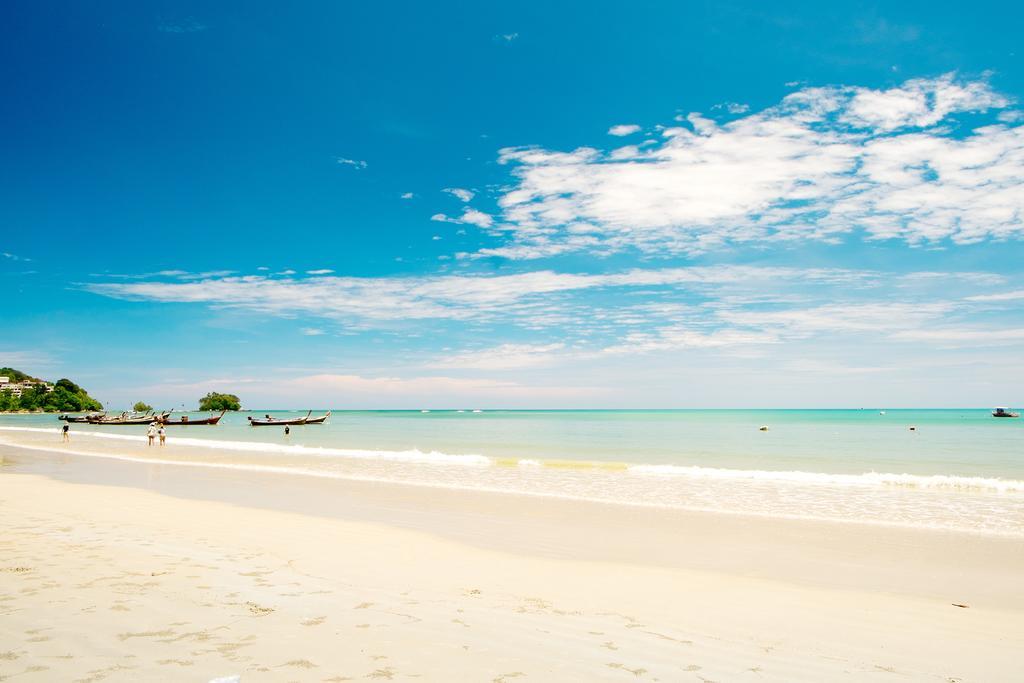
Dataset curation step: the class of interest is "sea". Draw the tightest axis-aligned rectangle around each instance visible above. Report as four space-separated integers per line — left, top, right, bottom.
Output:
2 409 1022 536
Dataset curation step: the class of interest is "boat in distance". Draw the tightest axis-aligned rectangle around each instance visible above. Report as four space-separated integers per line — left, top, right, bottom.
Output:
992 407 1020 418
247 410 331 426
158 410 226 426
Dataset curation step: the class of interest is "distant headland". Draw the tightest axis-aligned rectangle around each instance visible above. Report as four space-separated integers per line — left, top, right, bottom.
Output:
0 367 102 413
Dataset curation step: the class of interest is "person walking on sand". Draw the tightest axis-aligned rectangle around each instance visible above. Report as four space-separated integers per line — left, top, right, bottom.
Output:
158 425 166 446
62 423 70 442
147 422 157 446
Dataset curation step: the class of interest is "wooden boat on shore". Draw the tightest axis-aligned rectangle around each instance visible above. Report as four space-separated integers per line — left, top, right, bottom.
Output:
247 410 331 426
158 410 226 426
60 412 104 423
87 411 170 425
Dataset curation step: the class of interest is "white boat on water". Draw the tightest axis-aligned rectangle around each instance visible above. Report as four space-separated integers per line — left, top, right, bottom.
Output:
992 407 1020 418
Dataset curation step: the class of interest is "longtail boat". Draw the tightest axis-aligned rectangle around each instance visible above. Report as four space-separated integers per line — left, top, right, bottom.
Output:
60 412 104 423
247 410 329 426
159 410 226 426
88 411 170 425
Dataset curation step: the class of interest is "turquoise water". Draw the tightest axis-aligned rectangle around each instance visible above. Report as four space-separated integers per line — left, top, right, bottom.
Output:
3 410 1023 534
4 409 1020 477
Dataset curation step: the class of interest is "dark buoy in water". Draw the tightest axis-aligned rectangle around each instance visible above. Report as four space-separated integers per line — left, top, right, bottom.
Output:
759 425 769 431
909 425 916 431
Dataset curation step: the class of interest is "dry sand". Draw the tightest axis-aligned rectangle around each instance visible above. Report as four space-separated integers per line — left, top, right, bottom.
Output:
1 444 1022 682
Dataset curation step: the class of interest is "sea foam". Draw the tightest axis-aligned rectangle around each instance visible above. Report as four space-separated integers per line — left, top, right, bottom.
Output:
2 426 1022 494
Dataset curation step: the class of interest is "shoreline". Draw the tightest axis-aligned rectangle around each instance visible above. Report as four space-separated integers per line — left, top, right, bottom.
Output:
2 445 1024 680
4 442 1024 606
2 426 1023 539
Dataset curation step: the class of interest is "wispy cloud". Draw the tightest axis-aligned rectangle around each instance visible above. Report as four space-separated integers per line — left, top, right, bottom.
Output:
401 192 415 199
490 73 1022 258
134 372 598 408
430 343 567 370
306 269 334 275
712 102 750 114
336 157 368 169
2 251 31 262
431 208 494 228
158 18 209 34
494 32 519 43
443 187 475 202
300 328 326 336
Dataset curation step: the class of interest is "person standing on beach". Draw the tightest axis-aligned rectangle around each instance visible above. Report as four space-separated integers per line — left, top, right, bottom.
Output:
147 423 157 446
158 425 166 446
284 425 290 436
62 423 69 442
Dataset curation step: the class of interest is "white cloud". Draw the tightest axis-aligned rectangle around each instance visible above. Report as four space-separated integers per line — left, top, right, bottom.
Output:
158 18 208 33
136 372 597 408
401 192 415 199
890 327 1024 346
432 208 494 228
713 102 750 115
443 187 475 202
336 157 367 169
430 343 567 369
965 289 1024 302
490 73 1023 258
494 32 519 42
306 269 334 275
608 124 642 136
82 265 988 334
2 251 31 262
300 328 325 336
598 327 777 356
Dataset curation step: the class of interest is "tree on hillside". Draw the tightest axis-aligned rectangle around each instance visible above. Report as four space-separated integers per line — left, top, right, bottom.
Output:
0 368 39 383
0 368 102 412
133 401 153 412
55 378 83 394
199 392 241 411
0 390 19 412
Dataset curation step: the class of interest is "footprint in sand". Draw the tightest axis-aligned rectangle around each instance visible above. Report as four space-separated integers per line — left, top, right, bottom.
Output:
607 662 648 677
493 673 525 683
279 659 317 669
245 601 274 616
301 615 327 626
366 667 396 680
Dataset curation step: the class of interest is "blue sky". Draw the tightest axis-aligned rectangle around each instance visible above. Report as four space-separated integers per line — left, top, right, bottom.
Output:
2 1 1023 408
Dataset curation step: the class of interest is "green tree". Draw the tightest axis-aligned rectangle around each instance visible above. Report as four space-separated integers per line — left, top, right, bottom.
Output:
0 368 102 413
55 378 83 394
0 390 17 412
199 392 241 411
43 386 80 412
17 386 46 411
133 401 153 412
0 368 38 383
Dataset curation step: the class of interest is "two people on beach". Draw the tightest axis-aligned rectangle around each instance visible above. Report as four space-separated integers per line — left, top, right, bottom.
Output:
147 423 166 446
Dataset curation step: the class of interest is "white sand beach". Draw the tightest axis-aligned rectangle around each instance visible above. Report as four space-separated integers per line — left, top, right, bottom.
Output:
2 442 1023 682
